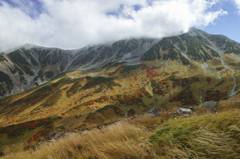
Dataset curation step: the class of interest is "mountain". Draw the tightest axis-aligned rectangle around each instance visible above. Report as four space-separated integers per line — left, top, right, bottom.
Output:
0 28 240 150
0 28 240 98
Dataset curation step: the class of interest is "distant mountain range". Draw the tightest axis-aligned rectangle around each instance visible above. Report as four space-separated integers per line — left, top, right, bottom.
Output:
0 28 239 98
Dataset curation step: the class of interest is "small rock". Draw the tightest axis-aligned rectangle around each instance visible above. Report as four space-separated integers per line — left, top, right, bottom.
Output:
82 130 88 135
49 131 58 139
148 107 161 117
201 102 218 108
211 108 218 114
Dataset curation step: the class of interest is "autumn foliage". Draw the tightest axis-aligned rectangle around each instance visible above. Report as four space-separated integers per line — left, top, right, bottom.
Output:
205 90 227 101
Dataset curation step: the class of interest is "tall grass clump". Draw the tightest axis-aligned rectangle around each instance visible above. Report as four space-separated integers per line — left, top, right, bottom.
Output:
2 120 161 159
149 110 240 158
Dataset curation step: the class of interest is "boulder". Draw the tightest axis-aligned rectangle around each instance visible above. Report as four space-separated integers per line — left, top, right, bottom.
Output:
189 106 195 111
148 107 161 117
177 108 192 114
49 131 58 139
211 108 218 114
201 102 218 108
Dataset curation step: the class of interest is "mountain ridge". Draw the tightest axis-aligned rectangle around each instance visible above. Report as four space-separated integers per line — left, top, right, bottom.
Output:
0 28 239 98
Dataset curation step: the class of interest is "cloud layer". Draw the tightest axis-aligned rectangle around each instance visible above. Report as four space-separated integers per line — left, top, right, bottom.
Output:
233 0 240 13
0 0 227 52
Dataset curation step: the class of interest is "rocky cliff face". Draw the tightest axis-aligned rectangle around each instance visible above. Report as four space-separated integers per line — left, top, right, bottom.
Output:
0 28 239 98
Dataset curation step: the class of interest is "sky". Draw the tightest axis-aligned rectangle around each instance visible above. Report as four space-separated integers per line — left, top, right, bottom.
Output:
0 0 239 52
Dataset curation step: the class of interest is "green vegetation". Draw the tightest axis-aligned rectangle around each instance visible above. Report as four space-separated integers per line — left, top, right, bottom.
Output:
102 61 126 70
202 49 212 60
0 119 53 139
41 90 62 107
170 87 199 105
22 48 38 66
85 105 124 122
0 71 13 91
8 50 29 66
179 34 213 61
160 38 172 50
82 76 121 91
179 52 190 65
204 90 227 102
45 71 54 79
51 72 66 80
179 33 194 43
167 36 186 51
43 50 67 65
163 47 179 60
41 49 65 66
196 35 211 45
111 40 125 49
120 64 141 73
96 105 122 114
179 42 186 51
169 36 181 44
149 110 240 158
205 45 220 57
8 77 72 108
0 84 6 97
141 45 161 61
8 50 35 75
82 50 97 63
94 47 112 62
187 39 204 61
0 55 6 61
66 79 82 97
128 109 136 116
225 42 240 54
23 65 34 76
34 49 49 63
14 66 24 75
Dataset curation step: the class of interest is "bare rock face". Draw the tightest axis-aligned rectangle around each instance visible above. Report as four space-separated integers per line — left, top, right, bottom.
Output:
0 46 72 98
148 107 161 117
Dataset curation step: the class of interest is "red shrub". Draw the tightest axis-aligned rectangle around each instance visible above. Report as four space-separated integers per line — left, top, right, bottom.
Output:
110 96 116 101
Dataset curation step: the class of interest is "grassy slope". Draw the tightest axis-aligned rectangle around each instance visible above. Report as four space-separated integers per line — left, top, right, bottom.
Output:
150 110 240 158
0 51 239 154
1 102 240 159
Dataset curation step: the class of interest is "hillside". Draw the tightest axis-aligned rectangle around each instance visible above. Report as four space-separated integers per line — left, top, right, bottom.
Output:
0 28 240 157
1 98 240 158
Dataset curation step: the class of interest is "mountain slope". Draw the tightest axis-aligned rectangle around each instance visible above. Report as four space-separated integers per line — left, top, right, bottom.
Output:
0 28 240 98
0 28 240 150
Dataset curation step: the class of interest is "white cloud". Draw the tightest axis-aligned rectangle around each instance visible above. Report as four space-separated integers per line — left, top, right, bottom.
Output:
233 0 240 13
0 0 227 52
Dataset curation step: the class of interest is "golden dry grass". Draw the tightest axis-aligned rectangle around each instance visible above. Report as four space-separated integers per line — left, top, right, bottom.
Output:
2 105 240 159
2 117 162 159
149 109 240 159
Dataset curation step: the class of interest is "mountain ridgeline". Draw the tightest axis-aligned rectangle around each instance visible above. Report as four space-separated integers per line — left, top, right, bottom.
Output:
0 28 239 98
